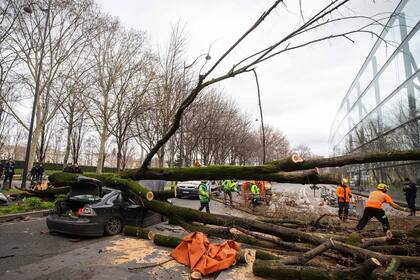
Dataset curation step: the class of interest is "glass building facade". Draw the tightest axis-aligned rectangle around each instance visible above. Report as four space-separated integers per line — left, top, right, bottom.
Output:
329 0 420 188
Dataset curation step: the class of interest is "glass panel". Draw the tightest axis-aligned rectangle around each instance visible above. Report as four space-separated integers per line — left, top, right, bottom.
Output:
347 88 358 109
360 86 377 116
414 73 420 117
407 28 419 74
377 51 405 101
400 0 420 34
380 88 409 131
358 60 374 94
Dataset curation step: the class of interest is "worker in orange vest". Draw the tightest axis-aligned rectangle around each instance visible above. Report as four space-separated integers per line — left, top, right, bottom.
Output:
356 183 409 233
336 178 352 221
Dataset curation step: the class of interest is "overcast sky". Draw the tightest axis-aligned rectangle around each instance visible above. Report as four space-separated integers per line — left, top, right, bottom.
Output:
96 0 398 156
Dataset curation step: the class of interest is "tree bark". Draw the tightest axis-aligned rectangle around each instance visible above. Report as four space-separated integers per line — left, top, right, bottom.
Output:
253 257 381 280
124 150 420 182
123 166 338 184
368 245 420 255
123 225 153 240
233 226 309 252
96 127 108 174
282 239 334 265
27 125 42 175
282 150 420 171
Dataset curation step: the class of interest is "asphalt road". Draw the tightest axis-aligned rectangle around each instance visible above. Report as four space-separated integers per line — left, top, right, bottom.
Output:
0 217 106 275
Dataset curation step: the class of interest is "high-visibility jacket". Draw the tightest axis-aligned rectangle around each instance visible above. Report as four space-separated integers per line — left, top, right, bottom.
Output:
336 185 352 203
251 184 260 198
223 180 233 191
365 190 393 209
199 183 209 202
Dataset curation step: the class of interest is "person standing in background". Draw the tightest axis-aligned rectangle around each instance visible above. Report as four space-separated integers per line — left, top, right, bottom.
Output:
336 178 352 221
3 158 15 189
403 178 417 216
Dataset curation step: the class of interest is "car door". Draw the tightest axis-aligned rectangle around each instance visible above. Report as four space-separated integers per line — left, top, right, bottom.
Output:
119 194 144 226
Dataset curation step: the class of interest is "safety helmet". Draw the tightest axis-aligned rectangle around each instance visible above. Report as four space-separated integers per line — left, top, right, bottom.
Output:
377 183 389 191
341 178 349 184
251 180 256 185
201 180 208 183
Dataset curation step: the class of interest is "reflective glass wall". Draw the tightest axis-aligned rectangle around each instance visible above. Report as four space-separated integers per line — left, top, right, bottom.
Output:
330 0 420 156
329 0 420 189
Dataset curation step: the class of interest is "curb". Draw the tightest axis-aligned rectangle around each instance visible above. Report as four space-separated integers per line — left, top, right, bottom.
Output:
0 209 50 223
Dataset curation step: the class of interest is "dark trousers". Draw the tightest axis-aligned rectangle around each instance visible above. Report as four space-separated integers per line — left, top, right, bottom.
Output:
406 195 416 213
356 207 390 232
224 190 232 205
3 174 13 189
36 173 43 181
198 201 210 213
338 202 349 220
252 196 259 207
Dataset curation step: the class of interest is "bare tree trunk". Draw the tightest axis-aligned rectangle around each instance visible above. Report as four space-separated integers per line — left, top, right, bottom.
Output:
116 142 123 172
27 125 42 174
63 116 74 165
96 127 107 174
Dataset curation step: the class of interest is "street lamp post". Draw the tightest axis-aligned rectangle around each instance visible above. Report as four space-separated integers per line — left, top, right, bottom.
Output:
21 0 51 188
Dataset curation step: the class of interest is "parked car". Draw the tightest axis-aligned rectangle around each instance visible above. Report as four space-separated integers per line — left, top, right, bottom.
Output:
47 176 163 237
0 192 8 205
175 180 220 199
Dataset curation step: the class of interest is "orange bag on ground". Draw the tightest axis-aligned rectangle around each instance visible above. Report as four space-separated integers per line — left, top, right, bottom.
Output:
170 232 240 276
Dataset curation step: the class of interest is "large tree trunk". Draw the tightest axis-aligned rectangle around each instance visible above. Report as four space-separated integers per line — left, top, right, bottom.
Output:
116 142 123 173
253 258 381 280
123 150 420 182
123 166 338 184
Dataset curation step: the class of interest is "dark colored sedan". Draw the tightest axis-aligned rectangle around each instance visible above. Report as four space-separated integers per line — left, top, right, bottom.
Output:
47 176 163 237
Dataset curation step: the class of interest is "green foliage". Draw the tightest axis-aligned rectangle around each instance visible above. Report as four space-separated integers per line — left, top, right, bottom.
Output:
25 197 42 208
0 198 54 216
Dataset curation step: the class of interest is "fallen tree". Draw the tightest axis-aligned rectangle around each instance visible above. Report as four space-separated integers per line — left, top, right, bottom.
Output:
48 173 420 268
121 150 420 182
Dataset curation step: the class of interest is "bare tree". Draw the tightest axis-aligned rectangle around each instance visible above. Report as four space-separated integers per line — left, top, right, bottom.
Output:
139 0 390 171
87 17 149 173
135 24 189 167
3 0 97 171
110 53 154 172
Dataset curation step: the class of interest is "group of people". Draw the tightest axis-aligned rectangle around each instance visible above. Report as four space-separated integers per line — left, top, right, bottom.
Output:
63 163 83 174
336 177 417 233
0 158 16 190
197 180 261 213
30 163 44 182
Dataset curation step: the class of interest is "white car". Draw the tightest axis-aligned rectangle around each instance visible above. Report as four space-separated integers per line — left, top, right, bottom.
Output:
175 180 220 199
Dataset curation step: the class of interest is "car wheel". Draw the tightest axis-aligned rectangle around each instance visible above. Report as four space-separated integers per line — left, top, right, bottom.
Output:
105 217 122 235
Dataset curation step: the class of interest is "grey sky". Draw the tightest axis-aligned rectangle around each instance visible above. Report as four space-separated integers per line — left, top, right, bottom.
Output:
96 0 398 156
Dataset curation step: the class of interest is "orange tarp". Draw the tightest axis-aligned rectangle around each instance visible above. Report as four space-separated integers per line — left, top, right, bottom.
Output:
170 232 240 276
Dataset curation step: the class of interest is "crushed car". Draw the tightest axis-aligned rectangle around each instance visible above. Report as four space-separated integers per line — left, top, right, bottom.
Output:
47 176 163 237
